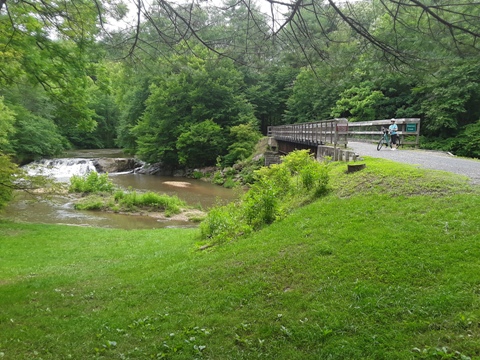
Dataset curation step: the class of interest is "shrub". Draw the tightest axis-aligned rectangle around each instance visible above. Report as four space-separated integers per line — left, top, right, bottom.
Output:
192 171 204 179
243 178 281 229
199 150 330 246
223 177 236 189
450 120 480 158
115 190 185 215
69 172 115 193
300 161 330 197
199 202 252 245
237 158 264 185
212 171 224 185
74 196 105 210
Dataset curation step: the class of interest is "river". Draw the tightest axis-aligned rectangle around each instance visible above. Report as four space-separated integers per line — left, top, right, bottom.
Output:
1 149 237 229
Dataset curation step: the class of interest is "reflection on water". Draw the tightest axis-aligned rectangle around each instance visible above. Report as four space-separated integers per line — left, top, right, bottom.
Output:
2 149 238 229
109 173 236 209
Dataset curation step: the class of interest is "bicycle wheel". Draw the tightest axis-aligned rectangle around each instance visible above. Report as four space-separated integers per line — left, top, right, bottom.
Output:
377 138 384 151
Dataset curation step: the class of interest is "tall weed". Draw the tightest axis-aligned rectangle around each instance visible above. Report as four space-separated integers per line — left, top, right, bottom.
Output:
69 172 115 193
199 150 330 245
199 202 252 244
116 190 185 215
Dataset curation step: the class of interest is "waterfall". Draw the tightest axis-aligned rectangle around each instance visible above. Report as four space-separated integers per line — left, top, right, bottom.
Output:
23 158 97 182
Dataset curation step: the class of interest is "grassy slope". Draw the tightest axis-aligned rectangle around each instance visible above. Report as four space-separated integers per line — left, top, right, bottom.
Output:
1 158 479 359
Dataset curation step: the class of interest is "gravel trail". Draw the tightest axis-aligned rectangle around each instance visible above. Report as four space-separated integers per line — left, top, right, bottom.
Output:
348 141 480 185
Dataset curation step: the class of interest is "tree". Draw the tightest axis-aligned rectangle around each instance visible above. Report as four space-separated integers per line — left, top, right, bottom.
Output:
9 106 66 164
284 67 341 123
0 153 17 210
331 82 386 122
224 123 262 166
133 45 258 168
450 120 480 158
244 66 299 133
0 97 16 154
1 0 106 133
1 84 67 163
418 61 480 137
107 0 480 72
176 120 226 168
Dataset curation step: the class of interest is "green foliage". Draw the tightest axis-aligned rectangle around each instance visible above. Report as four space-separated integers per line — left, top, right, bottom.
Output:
199 202 252 243
132 45 257 167
117 191 185 215
200 150 330 245
1 0 100 132
419 62 480 137
243 177 283 228
0 154 17 209
212 170 225 186
223 123 262 166
69 172 115 194
331 82 386 122
114 71 152 154
284 68 340 124
237 160 264 184
191 171 204 179
75 189 186 215
223 177 236 189
176 120 226 168
300 161 330 196
9 105 66 164
74 195 105 210
67 74 120 149
244 66 299 132
0 97 16 154
450 120 480 158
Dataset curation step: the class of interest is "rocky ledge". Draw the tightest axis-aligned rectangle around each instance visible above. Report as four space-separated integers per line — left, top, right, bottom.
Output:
93 158 144 173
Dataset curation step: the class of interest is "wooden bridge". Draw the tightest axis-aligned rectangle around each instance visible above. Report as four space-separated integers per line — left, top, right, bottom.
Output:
267 118 421 161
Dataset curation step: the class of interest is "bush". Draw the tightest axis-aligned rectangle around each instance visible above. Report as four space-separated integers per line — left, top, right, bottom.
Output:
237 158 264 185
115 190 185 216
199 202 252 245
450 120 480 158
192 171 204 179
199 150 330 246
74 196 105 210
243 178 282 229
69 172 115 193
223 177 236 189
212 171 225 185
300 160 330 197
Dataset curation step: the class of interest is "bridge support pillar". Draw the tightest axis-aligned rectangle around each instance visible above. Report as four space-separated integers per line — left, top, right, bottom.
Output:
317 145 358 162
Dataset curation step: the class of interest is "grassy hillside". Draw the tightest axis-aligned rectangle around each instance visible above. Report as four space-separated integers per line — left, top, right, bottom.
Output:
1 158 479 359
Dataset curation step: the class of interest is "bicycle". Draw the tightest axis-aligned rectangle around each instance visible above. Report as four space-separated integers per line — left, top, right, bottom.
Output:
377 128 391 151
377 128 401 151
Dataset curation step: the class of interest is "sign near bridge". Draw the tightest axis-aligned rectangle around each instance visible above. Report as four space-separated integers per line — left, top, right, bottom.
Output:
406 123 417 132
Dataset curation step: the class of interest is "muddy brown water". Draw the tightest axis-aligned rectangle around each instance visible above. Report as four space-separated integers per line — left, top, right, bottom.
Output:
1 149 237 229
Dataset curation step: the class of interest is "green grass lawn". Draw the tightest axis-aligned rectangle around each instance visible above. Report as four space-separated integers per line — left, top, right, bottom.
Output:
1 158 479 359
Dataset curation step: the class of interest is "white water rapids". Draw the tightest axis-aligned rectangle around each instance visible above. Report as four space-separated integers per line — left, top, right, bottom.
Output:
23 158 98 182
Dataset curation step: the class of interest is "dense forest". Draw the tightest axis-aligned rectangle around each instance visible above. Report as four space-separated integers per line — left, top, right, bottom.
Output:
1 0 480 206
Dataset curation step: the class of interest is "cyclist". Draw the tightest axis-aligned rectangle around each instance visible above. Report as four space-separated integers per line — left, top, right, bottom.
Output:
389 119 398 150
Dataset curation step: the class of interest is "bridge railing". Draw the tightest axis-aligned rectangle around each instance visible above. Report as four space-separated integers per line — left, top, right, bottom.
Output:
347 118 421 147
267 118 349 146
268 118 421 148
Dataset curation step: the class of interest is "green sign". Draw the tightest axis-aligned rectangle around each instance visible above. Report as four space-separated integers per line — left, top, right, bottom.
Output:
406 123 417 132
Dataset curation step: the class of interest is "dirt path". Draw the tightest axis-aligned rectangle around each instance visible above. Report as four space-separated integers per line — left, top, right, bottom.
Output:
348 141 480 185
